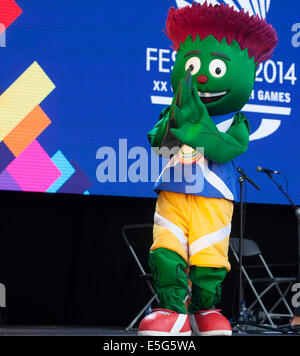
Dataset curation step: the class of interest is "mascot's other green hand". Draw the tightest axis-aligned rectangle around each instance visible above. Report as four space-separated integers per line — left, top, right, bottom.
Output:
226 112 250 148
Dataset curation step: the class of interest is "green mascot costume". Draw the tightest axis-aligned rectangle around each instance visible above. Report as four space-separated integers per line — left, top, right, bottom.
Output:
138 2 277 336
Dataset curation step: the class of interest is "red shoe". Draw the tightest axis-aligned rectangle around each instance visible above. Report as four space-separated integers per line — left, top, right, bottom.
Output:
189 309 232 336
138 309 192 336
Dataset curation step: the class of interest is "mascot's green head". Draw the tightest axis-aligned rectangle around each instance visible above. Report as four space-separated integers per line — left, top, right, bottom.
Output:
166 2 278 116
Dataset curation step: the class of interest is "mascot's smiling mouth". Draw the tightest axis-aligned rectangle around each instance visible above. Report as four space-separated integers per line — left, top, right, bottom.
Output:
198 90 228 104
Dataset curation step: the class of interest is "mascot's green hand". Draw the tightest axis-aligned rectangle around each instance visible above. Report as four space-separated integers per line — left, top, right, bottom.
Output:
170 81 217 148
147 70 206 149
226 112 250 148
171 80 205 128
147 80 196 149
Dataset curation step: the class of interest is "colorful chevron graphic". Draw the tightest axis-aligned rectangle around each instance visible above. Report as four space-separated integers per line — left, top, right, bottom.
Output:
0 61 92 194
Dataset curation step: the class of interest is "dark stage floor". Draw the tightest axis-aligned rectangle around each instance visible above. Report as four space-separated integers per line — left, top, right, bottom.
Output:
0 326 298 336
0 326 137 336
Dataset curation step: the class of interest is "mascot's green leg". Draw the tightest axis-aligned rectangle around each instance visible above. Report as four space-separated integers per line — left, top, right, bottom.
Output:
148 248 189 314
188 266 227 313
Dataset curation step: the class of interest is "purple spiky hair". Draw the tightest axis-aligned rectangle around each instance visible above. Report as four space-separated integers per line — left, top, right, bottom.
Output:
165 2 278 64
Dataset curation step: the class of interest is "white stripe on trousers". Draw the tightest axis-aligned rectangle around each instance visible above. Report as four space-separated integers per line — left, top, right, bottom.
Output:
189 223 231 257
154 212 188 254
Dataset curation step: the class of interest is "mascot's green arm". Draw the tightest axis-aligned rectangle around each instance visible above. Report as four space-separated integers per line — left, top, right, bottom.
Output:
147 105 250 163
147 107 170 148
147 106 250 163
170 111 250 163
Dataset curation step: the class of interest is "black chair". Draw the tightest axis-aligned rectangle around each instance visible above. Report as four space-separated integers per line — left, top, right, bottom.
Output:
230 237 296 327
122 224 159 330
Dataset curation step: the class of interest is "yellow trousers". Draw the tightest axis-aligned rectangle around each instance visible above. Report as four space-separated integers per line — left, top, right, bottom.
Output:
151 191 233 271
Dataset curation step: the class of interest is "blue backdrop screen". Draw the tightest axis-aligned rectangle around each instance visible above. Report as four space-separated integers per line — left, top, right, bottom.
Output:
0 0 299 205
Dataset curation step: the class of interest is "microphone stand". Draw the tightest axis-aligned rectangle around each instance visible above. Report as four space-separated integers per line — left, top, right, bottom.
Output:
231 168 288 333
232 168 259 332
266 173 300 290
237 167 260 322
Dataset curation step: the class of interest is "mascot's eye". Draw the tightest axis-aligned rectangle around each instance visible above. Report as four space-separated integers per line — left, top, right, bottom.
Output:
209 59 227 78
185 57 201 75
